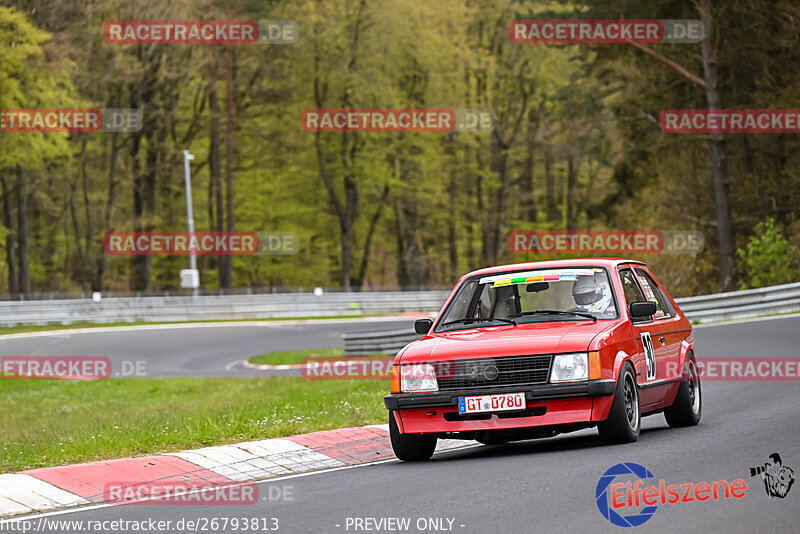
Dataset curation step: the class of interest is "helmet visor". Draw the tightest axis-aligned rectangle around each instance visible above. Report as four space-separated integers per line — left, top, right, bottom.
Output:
574 290 600 306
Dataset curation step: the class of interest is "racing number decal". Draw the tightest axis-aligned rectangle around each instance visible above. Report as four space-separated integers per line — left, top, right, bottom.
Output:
641 332 656 380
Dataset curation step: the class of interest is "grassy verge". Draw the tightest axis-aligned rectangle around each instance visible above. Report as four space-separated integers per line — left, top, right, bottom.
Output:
0 376 388 472
248 348 390 366
0 315 373 337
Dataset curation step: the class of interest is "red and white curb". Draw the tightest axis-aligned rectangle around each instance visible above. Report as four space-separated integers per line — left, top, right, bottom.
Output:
0 424 472 520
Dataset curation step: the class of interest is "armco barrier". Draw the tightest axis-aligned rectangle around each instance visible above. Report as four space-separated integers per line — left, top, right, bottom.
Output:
343 329 424 356
0 281 797 341
674 281 800 323
342 282 800 356
0 291 450 327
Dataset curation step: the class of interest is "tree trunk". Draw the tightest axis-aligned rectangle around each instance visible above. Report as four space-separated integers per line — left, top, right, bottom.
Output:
520 107 539 222
99 126 120 292
131 133 158 292
491 146 510 263
448 172 459 283
393 159 426 288
16 165 30 295
224 45 237 288
354 184 389 288
0 173 18 299
566 154 577 230
129 79 148 292
545 143 559 222
207 46 228 291
699 0 736 290
310 0 366 290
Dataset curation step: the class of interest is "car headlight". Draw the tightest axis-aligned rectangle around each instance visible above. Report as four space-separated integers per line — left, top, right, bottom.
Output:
550 353 589 382
400 363 438 392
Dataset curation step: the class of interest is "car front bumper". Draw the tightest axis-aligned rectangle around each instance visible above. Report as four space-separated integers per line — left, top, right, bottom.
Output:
385 380 616 434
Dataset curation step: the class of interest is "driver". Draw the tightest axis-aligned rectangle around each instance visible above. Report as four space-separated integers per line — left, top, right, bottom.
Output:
572 275 612 314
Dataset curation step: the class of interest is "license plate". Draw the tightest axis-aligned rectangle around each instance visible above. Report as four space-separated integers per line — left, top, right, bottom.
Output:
458 392 526 414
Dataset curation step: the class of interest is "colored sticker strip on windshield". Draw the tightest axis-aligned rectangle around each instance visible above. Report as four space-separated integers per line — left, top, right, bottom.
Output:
482 269 596 287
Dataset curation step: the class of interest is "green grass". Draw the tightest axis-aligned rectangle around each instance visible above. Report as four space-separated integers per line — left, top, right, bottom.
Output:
0 315 372 337
0 377 389 472
248 348 389 366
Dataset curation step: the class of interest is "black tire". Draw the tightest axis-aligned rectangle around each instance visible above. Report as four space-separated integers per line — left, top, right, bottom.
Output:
389 411 436 461
664 357 702 428
597 363 641 444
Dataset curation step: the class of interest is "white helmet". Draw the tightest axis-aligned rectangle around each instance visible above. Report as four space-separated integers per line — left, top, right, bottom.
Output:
572 275 612 314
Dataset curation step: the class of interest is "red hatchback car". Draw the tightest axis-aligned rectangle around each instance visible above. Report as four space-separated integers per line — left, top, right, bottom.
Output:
384 259 701 461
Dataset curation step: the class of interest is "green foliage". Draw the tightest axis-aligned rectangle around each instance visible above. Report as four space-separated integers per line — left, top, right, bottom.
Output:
0 0 798 296
0 375 387 471
737 218 800 289
0 7 76 169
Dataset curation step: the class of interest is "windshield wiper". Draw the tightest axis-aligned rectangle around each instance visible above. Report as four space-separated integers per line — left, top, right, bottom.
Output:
440 317 517 327
512 310 597 322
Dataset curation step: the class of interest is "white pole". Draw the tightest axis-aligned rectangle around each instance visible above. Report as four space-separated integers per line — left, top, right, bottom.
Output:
183 150 198 296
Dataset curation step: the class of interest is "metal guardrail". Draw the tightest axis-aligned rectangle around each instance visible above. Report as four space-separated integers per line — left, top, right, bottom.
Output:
674 281 800 323
343 329 425 356
0 291 450 327
0 281 797 346
343 282 800 356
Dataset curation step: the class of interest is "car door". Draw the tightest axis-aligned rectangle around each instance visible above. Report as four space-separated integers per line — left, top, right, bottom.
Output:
618 268 668 408
634 267 685 382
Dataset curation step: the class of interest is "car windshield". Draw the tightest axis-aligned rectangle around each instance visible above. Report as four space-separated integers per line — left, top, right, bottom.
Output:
437 267 617 331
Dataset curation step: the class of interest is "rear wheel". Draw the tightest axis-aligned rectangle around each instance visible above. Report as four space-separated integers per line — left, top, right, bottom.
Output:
389 411 436 461
597 363 640 444
664 357 701 427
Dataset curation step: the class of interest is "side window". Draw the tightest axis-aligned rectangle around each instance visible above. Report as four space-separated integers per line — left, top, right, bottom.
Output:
440 280 476 324
634 268 674 319
619 269 646 307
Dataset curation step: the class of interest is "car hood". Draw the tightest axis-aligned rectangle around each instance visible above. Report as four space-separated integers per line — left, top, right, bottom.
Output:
398 320 615 364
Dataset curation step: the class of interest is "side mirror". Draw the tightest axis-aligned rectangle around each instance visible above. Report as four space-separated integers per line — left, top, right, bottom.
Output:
414 318 434 334
629 301 657 318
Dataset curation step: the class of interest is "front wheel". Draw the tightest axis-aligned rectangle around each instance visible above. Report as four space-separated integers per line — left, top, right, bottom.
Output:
597 363 641 444
389 411 436 461
664 357 701 427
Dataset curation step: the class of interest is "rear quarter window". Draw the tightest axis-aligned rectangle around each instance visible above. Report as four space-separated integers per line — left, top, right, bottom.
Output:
634 268 675 319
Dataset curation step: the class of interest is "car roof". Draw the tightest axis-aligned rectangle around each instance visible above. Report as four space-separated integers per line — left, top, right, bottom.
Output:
462 258 647 279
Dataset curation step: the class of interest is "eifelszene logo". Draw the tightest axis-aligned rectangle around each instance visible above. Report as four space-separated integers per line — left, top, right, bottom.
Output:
749 453 795 499
595 462 748 527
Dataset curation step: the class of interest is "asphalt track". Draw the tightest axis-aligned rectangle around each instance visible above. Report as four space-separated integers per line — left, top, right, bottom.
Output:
0 318 411 377
4 315 800 533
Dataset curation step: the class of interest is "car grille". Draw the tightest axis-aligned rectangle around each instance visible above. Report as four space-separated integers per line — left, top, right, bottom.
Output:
433 355 552 391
